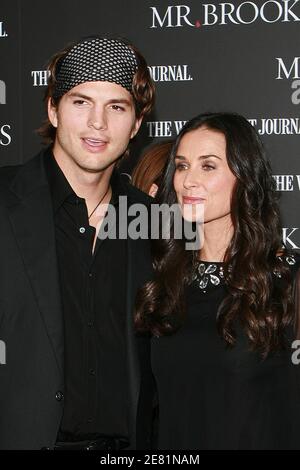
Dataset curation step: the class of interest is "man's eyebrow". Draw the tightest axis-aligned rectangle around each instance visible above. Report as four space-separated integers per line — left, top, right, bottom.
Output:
106 98 132 106
67 92 92 100
66 93 132 106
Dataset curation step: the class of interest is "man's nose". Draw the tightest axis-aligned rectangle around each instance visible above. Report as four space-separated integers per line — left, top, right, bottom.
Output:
88 106 107 130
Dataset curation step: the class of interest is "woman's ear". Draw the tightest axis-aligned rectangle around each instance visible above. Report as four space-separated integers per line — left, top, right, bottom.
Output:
149 183 158 198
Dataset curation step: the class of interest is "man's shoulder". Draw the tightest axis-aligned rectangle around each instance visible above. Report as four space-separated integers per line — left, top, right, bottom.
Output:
127 182 152 206
0 163 22 184
0 150 45 179
117 172 152 206
0 164 25 201
0 150 46 199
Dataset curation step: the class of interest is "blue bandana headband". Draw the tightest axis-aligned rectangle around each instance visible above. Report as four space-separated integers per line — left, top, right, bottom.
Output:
53 37 138 98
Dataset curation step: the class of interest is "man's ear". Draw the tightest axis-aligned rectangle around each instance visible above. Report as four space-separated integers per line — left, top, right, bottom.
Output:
130 116 143 139
47 98 58 128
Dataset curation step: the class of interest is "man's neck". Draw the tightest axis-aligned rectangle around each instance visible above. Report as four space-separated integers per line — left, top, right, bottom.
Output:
52 151 115 211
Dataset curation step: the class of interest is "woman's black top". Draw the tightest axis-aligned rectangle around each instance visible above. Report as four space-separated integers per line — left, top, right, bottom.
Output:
151 255 300 450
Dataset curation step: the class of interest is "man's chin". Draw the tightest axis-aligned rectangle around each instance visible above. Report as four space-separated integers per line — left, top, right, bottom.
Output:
77 160 117 174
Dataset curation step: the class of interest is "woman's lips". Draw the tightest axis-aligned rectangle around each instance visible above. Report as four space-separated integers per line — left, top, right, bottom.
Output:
182 196 205 204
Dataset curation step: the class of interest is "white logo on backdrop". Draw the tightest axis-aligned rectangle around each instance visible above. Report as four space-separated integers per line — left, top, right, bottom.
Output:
147 118 300 137
0 125 12 146
148 65 193 82
31 67 193 86
150 1 300 28
276 57 300 79
282 228 300 249
248 118 300 134
147 120 187 137
0 21 8 38
273 175 300 191
31 70 51 87
275 57 300 104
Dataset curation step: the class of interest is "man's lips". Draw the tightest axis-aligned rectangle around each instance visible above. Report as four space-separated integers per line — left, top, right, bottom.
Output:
82 137 107 144
81 137 108 149
182 196 205 204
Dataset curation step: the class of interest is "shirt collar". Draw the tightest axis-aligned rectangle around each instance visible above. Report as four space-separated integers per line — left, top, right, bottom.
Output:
44 147 76 213
43 146 129 212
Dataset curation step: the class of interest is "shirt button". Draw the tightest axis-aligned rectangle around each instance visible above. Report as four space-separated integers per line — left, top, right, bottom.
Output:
88 272 93 278
89 369 96 376
55 391 64 402
79 227 86 234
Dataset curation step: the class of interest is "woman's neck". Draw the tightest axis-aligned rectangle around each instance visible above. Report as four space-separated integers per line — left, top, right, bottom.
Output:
199 215 234 263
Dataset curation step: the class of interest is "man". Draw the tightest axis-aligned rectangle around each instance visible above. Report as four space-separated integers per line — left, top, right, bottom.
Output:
0 36 155 450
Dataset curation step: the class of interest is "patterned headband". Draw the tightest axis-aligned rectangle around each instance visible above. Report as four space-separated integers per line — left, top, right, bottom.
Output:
53 37 138 98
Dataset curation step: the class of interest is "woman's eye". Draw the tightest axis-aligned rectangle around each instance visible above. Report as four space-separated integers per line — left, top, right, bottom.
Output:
202 163 215 171
175 163 188 171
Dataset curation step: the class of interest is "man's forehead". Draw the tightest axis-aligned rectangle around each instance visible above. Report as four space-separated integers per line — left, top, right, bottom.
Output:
66 80 134 102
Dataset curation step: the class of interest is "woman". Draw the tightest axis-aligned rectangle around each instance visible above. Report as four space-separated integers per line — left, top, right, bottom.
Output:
132 141 173 197
135 112 300 450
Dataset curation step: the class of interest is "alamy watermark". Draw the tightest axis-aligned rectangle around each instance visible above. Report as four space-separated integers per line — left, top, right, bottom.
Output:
291 340 300 365
0 340 6 364
94 197 204 250
0 79 6 104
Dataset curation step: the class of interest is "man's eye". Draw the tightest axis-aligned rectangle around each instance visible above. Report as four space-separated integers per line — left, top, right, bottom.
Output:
73 100 87 105
111 105 125 111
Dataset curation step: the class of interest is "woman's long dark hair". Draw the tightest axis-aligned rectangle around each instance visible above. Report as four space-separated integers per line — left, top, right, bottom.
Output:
135 112 294 357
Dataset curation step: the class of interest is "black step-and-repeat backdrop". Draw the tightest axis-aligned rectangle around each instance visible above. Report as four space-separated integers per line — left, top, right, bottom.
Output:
1 0 299 248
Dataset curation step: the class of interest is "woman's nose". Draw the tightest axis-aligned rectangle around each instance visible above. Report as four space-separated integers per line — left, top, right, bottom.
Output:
183 169 200 189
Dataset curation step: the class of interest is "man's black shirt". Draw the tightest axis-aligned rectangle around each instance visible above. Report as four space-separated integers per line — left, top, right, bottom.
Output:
44 149 129 441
